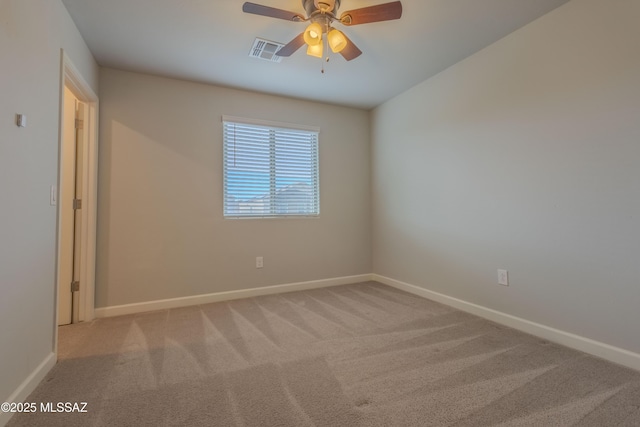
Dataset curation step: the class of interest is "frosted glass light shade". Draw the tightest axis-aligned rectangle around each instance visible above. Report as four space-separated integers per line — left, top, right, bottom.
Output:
327 29 347 53
304 23 323 46
306 42 323 58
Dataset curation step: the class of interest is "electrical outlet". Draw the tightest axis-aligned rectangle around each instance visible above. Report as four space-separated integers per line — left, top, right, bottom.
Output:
498 269 509 286
256 257 263 269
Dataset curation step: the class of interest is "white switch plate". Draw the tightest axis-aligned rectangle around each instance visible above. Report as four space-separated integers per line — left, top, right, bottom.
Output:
16 114 27 128
50 185 57 206
256 256 263 269
498 269 509 286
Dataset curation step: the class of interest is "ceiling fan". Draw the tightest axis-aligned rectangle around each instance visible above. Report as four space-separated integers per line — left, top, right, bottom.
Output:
242 0 403 61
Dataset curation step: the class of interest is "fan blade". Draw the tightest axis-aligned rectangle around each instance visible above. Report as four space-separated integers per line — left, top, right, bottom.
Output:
275 33 306 57
340 1 402 26
242 2 305 22
339 34 363 61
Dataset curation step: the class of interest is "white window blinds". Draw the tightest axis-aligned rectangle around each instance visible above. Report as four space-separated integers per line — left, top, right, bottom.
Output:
223 117 320 218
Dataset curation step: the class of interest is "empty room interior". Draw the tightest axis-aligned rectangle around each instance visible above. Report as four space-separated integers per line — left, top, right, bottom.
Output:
2 0 640 425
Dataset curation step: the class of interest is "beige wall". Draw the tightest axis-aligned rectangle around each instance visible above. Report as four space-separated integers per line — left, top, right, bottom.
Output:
372 0 640 353
97 68 371 308
0 0 98 406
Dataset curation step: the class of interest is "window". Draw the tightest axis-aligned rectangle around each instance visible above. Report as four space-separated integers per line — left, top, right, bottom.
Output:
223 116 320 218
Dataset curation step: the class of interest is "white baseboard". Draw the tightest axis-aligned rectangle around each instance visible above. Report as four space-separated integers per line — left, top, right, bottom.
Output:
372 274 640 372
1 352 56 427
95 274 374 318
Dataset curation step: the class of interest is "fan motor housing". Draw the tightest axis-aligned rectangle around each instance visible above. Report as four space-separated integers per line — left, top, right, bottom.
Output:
304 0 340 16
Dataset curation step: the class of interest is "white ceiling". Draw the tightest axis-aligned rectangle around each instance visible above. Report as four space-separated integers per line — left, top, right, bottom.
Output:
61 0 570 110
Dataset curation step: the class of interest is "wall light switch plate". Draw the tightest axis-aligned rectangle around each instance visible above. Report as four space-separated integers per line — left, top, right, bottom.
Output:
256 257 263 269
498 269 509 286
16 114 27 128
50 185 57 206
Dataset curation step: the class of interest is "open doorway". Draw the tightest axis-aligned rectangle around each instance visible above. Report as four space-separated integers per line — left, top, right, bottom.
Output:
55 51 99 332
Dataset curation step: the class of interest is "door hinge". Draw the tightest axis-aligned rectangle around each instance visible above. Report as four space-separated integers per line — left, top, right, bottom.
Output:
75 119 84 130
73 198 82 210
71 281 80 292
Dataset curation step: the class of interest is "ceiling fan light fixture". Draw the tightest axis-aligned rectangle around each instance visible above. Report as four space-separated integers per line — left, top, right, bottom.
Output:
303 23 323 46
242 0 403 62
306 42 324 58
327 28 347 53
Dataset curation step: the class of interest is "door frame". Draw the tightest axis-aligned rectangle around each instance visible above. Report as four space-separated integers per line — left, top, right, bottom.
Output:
55 50 99 340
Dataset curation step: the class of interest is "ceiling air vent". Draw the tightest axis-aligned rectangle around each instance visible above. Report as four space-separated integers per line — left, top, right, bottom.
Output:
249 38 285 63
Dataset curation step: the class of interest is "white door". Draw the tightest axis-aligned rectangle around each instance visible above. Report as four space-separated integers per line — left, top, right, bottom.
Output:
71 101 85 323
57 86 86 326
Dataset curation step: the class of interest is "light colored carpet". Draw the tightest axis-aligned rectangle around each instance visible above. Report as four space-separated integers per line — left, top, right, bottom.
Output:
8 281 640 426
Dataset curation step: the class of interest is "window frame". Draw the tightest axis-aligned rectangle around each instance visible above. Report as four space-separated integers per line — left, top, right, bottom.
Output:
222 115 320 219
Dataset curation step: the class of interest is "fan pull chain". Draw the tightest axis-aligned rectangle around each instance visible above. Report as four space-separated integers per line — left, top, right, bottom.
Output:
321 36 330 74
